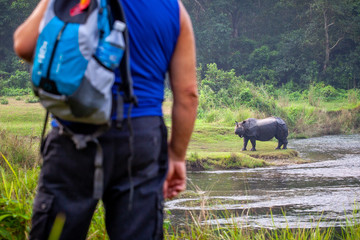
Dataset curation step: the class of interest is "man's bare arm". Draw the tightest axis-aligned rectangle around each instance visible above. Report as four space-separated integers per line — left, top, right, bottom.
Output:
164 1 198 199
13 0 49 62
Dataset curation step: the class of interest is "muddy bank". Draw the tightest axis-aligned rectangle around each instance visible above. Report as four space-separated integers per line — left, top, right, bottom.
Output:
186 149 306 171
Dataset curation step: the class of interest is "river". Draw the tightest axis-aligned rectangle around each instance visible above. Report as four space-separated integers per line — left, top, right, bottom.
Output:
165 134 360 228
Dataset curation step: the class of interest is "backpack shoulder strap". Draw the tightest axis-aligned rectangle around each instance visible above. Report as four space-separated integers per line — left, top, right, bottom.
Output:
108 0 137 105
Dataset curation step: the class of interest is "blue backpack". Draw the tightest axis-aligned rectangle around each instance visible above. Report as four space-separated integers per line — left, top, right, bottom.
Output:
31 0 137 199
32 0 136 125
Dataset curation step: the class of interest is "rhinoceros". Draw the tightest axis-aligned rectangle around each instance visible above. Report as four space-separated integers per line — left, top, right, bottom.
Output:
234 117 288 151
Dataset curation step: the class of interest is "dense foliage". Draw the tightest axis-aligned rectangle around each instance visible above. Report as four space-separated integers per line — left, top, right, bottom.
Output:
195 63 360 136
183 0 360 90
0 0 37 95
0 0 359 95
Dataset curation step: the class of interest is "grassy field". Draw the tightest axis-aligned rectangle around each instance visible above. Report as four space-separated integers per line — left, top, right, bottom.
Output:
1 97 301 170
0 98 45 137
1 96 359 239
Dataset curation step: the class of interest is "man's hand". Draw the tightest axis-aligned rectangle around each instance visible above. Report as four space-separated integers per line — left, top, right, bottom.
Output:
163 156 186 199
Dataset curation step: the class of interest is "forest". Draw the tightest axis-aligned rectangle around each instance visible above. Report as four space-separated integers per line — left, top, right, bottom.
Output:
1 0 360 94
183 0 360 90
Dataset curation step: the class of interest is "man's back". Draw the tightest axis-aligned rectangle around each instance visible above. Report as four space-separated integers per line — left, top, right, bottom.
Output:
114 0 180 118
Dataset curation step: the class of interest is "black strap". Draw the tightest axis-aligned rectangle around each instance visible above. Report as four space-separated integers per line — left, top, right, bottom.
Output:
108 0 137 105
40 110 50 151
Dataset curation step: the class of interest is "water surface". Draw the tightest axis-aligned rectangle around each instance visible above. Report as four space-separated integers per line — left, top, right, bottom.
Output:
166 135 360 228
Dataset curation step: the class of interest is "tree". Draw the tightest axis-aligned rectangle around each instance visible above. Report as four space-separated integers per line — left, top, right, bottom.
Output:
0 0 37 73
305 0 359 73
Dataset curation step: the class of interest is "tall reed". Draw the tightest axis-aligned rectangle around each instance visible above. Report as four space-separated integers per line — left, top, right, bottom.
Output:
0 153 38 239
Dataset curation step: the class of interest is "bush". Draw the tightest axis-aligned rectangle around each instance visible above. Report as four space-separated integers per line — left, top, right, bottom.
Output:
204 109 221 123
288 91 302 101
307 82 347 104
7 70 31 89
234 108 254 122
308 84 322 106
201 63 239 93
348 89 359 105
26 96 40 103
0 98 9 105
320 85 339 101
198 85 216 117
238 87 253 103
0 130 39 168
197 64 287 120
0 87 32 96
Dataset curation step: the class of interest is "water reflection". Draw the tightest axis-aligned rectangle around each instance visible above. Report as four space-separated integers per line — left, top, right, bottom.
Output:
165 134 360 228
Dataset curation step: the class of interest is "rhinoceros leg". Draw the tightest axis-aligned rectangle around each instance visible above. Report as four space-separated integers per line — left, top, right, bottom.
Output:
242 138 248 151
282 139 288 149
250 138 256 151
276 138 288 149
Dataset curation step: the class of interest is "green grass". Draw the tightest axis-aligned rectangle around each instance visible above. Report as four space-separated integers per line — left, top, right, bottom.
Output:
163 206 360 240
186 119 300 168
0 98 45 136
0 153 37 239
0 96 328 169
283 98 358 112
187 152 266 170
1 96 360 239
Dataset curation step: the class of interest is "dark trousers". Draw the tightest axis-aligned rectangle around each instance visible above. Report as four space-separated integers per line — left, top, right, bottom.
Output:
29 116 168 240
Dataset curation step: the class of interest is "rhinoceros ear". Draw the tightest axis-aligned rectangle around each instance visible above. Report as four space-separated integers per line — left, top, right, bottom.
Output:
235 121 238 124
242 120 246 124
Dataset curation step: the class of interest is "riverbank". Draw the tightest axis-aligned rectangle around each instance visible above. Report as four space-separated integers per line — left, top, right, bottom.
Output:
185 148 307 171
162 97 360 170
182 116 309 170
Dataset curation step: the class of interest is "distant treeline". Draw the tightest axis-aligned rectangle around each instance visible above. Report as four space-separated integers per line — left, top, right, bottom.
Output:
193 64 360 137
183 0 360 90
0 0 38 92
1 0 359 93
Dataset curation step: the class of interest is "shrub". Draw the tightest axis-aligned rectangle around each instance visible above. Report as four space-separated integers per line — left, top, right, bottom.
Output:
0 130 39 168
238 87 253 103
0 87 32 96
222 109 236 125
198 85 216 117
0 98 9 105
205 109 221 123
26 96 40 103
348 89 359 105
288 91 302 101
308 84 321 106
234 108 253 122
320 85 339 101
201 63 238 93
7 70 31 89
188 152 200 162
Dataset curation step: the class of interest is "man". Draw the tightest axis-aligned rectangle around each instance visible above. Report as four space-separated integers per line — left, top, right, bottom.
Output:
14 0 198 239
